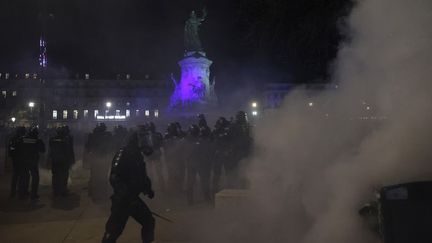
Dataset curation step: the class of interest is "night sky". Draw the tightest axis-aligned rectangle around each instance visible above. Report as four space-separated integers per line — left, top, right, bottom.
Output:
0 0 352 86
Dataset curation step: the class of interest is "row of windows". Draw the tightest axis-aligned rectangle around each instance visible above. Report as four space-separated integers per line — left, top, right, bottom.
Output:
52 109 159 120
0 73 38 80
0 73 152 80
1 90 17 98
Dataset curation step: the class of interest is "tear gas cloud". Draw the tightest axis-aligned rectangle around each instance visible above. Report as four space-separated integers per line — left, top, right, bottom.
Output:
200 0 432 242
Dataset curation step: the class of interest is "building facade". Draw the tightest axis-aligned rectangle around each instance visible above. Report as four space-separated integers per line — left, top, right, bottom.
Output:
0 73 172 129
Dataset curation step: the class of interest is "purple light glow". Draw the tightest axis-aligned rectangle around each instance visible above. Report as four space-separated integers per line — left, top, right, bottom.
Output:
170 54 213 108
170 75 206 107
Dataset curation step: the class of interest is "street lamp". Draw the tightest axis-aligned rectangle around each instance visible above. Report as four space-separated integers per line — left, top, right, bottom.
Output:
11 117 16 123
28 102 35 108
251 101 258 108
106 102 112 108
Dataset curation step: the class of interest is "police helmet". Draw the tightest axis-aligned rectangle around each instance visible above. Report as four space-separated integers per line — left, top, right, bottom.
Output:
188 125 200 137
15 126 26 137
235 111 248 124
127 132 139 148
148 122 156 132
28 126 39 138
215 117 228 129
197 113 207 127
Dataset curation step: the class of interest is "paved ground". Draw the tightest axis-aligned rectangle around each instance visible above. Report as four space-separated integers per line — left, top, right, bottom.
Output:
0 167 216 243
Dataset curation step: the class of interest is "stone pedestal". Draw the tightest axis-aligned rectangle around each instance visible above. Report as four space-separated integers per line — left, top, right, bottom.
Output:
170 51 217 108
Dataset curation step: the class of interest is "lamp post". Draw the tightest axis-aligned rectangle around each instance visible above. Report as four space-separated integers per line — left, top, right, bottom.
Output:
105 102 112 118
28 102 35 125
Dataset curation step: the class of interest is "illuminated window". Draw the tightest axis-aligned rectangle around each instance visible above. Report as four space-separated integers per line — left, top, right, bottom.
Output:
154 110 159 118
83 110 88 118
12 91 17 96
126 109 130 117
25 73 30 79
73 110 78 119
53 110 58 119
115 110 120 116
85 74 90 80
1 91 6 98
136 110 140 116
63 110 68 119
94 110 99 118
145 110 150 117
5 73 9 79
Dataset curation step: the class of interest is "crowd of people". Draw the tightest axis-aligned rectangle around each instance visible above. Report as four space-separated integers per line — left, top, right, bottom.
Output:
84 111 253 205
5 111 252 243
7 125 74 200
5 111 252 206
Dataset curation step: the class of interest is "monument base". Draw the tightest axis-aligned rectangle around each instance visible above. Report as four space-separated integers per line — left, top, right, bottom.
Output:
169 50 217 109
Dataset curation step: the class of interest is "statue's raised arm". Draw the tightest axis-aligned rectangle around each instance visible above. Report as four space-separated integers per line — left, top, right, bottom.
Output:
201 7 207 21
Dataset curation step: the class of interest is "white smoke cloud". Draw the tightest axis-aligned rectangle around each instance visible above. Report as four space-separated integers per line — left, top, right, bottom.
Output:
244 0 432 242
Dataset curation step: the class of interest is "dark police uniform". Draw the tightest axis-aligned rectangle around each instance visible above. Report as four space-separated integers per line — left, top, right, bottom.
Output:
212 117 233 194
101 136 155 243
86 124 113 201
228 112 252 188
163 123 185 193
21 129 46 199
8 127 26 198
146 125 165 191
49 128 75 196
185 124 212 205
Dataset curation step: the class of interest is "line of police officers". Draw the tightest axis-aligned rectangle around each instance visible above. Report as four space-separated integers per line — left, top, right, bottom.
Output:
93 111 252 243
83 111 252 206
164 111 252 205
7 111 251 243
8 125 75 200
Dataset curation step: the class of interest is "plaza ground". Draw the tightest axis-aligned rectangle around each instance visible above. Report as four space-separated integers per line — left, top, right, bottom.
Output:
0 166 218 243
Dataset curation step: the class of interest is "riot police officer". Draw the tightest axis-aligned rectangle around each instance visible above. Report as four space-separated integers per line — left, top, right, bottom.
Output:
163 123 185 193
21 127 46 200
185 121 213 205
212 117 232 194
174 122 187 138
145 122 165 191
196 114 213 202
49 126 75 196
112 125 129 150
8 127 27 198
86 123 113 201
185 125 201 205
229 111 252 188
101 132 155 243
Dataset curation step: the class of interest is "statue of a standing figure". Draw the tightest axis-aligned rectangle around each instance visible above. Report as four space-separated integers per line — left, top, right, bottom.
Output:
184 8 207 52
